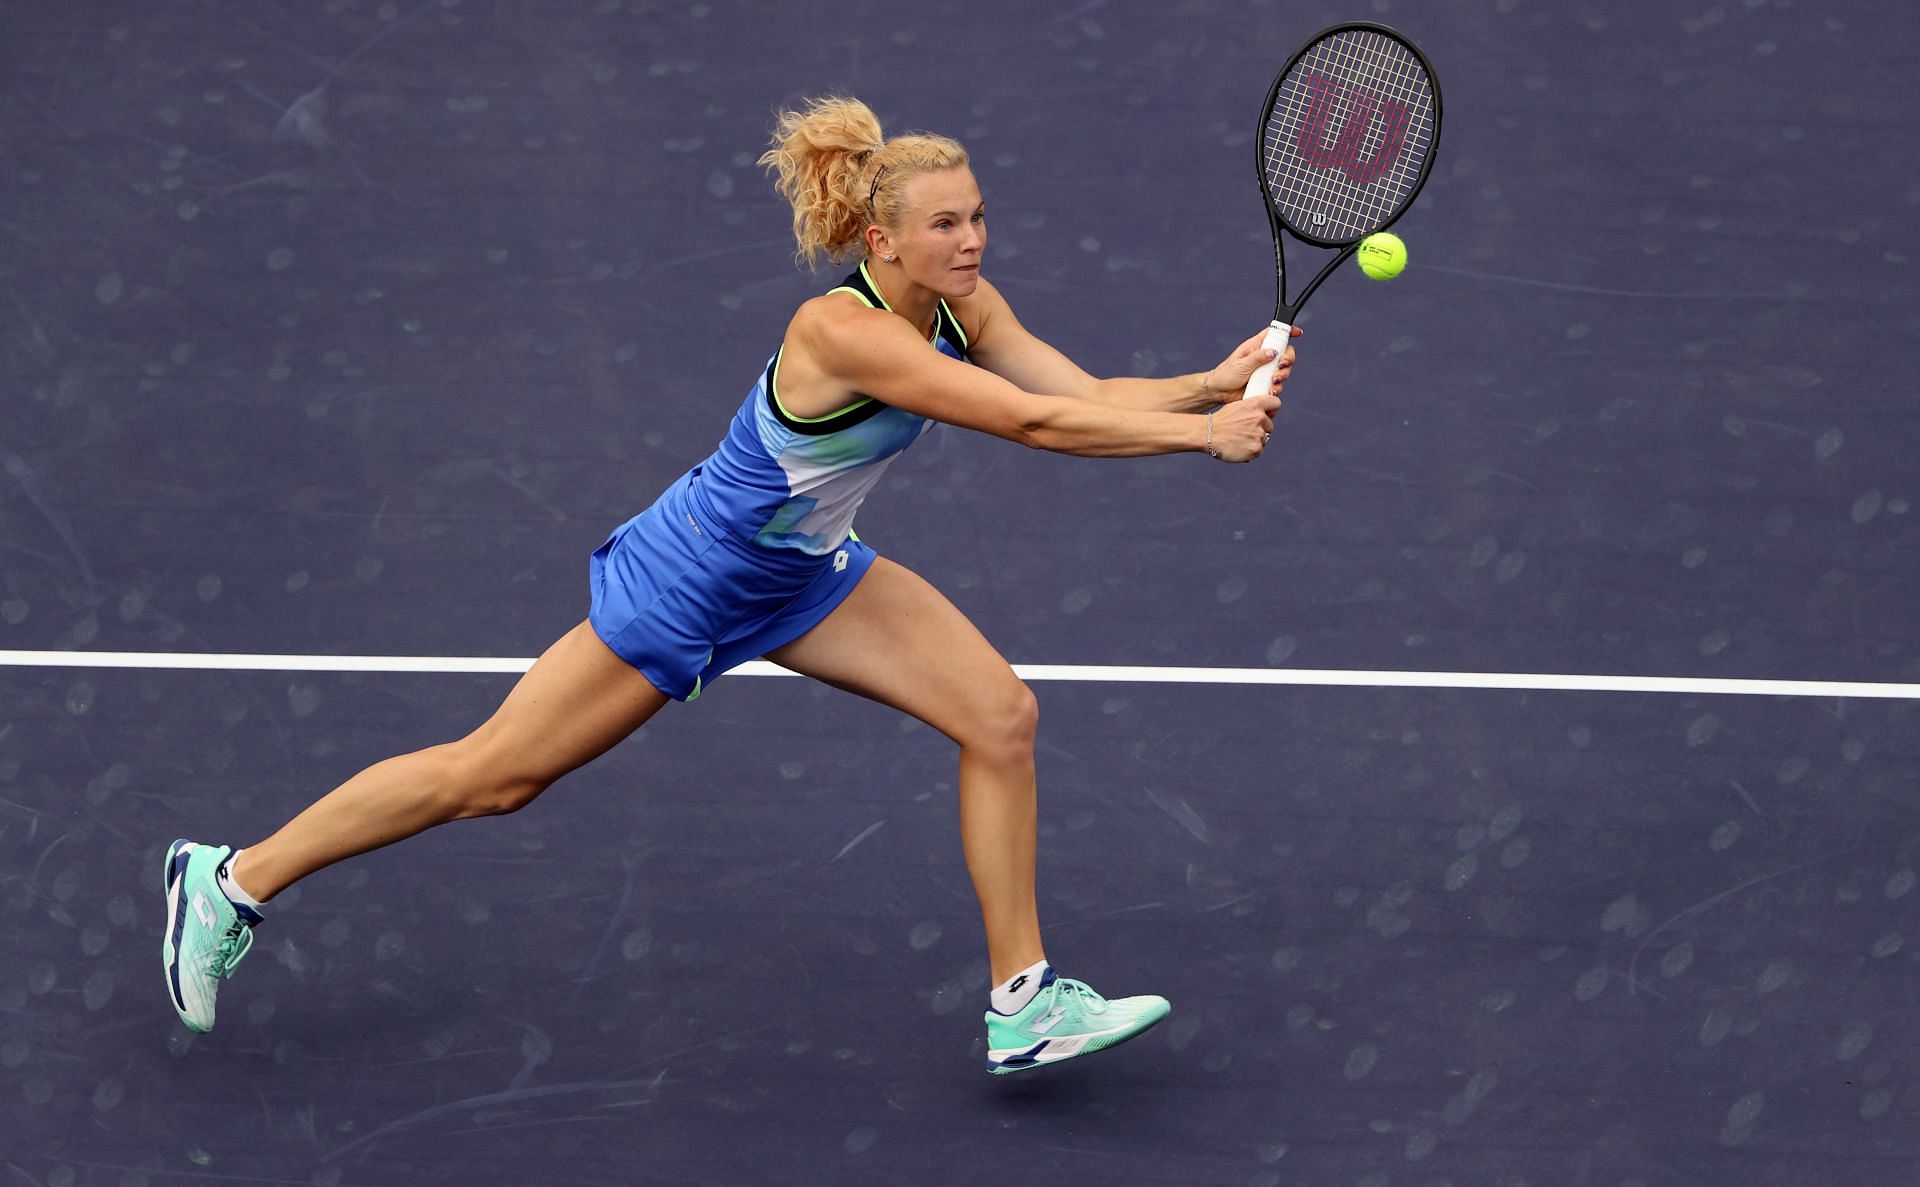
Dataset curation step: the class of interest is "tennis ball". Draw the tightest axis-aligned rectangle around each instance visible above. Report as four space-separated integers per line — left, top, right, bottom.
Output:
1356 232 1407 281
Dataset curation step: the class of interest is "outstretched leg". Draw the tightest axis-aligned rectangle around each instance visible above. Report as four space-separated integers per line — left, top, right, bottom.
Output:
235 621 671 900
165 621 670 1031
767 558 1045 984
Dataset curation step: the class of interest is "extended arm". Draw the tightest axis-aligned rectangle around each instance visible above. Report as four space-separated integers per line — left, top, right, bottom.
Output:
789 298 1278 462
959 277 1298 413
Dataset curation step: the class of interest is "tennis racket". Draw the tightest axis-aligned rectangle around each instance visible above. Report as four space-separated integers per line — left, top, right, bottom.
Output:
1242 23 1443 398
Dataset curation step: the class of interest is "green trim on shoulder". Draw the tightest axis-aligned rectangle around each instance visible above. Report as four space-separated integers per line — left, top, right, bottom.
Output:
825 284 876 309
857 259 894 310
822 261 887 312
935 298 970 352
857 259 969 353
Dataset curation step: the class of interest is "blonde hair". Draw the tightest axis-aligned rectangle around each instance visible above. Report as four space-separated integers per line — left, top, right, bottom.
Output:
758 95 970 266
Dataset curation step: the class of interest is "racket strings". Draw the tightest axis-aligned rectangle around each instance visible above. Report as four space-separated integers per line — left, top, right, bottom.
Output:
1290 50 1427 231
1261 29 1435 244
1270 34 1429 229
1273 42 1426 232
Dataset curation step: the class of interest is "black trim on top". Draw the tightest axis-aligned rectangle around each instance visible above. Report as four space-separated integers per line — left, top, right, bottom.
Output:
762 348 891 436
835 262 970 357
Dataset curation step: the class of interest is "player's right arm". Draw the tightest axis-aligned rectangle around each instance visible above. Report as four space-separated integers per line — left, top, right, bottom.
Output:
783 297 1278 462
961 276 1296 413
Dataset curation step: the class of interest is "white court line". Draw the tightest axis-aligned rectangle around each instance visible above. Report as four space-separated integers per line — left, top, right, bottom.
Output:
1 650 1917 699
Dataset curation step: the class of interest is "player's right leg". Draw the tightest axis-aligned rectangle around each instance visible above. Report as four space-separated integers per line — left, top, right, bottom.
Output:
162 620 670 1032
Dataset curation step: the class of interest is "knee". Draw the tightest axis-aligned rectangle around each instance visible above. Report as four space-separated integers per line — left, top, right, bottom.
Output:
440 738 550 818
961 676 1039 761
1008 680 1040 745
463 772 548 818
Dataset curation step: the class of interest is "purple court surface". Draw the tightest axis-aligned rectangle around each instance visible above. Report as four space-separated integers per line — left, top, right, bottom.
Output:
4 2 1919 1184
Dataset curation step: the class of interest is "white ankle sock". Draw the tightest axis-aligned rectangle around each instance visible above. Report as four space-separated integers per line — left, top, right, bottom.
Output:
990 960 1050 1015
217 849 266 910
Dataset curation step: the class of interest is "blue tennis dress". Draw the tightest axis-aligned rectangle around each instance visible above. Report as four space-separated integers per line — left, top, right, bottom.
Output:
589 261 971 700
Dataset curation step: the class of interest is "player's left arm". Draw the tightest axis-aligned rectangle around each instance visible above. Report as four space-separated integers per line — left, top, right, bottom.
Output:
961 275 1298 413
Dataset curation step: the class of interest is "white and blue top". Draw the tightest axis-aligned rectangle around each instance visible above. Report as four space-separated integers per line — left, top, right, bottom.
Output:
587 262 973 698
694 260 971 555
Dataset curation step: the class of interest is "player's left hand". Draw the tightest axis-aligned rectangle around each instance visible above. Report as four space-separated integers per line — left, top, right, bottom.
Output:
1202 326 1301 407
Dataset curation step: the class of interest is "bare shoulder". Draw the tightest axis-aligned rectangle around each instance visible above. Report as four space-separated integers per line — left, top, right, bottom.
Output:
773 291 885 418
788 289 896 357
781 288 956 418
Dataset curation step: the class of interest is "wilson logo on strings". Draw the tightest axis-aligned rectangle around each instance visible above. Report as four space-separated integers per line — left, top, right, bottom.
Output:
1295 77 1411 185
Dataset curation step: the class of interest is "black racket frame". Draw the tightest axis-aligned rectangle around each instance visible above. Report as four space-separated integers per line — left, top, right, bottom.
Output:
1257 21 1443 324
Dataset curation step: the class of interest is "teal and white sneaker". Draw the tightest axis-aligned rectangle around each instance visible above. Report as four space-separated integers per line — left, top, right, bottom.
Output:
985 967 1170 1074
161 840 263 1033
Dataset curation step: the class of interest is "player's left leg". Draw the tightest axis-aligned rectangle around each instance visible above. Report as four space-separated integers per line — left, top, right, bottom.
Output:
766 557 1168 1072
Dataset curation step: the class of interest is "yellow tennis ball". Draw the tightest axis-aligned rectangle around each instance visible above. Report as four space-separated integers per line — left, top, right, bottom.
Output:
1356 232 1407 281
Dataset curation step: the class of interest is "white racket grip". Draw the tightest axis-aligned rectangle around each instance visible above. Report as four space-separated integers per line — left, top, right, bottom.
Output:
1241 321 1293 400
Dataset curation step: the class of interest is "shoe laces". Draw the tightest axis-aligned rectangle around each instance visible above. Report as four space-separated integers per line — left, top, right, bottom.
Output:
211 920 255 979
1036 977 1108 1020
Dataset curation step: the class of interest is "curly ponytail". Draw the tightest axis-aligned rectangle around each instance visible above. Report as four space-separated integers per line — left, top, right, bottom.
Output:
759 96 969 267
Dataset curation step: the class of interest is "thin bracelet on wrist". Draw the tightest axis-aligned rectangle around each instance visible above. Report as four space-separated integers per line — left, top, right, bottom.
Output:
1204 408 1220 459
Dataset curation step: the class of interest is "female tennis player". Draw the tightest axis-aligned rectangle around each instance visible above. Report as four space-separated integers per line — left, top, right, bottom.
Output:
163 95 1296 1074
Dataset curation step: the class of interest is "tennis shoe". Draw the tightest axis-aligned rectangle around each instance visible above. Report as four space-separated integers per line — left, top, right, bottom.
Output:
161 840 262 1033
985 967 1169 1074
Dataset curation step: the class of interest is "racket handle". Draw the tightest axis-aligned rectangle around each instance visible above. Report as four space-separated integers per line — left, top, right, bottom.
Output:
1241 321 1293 400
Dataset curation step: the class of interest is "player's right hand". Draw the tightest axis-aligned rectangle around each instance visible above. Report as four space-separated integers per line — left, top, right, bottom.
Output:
1207 329 1301 405
1208 394 1279 462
